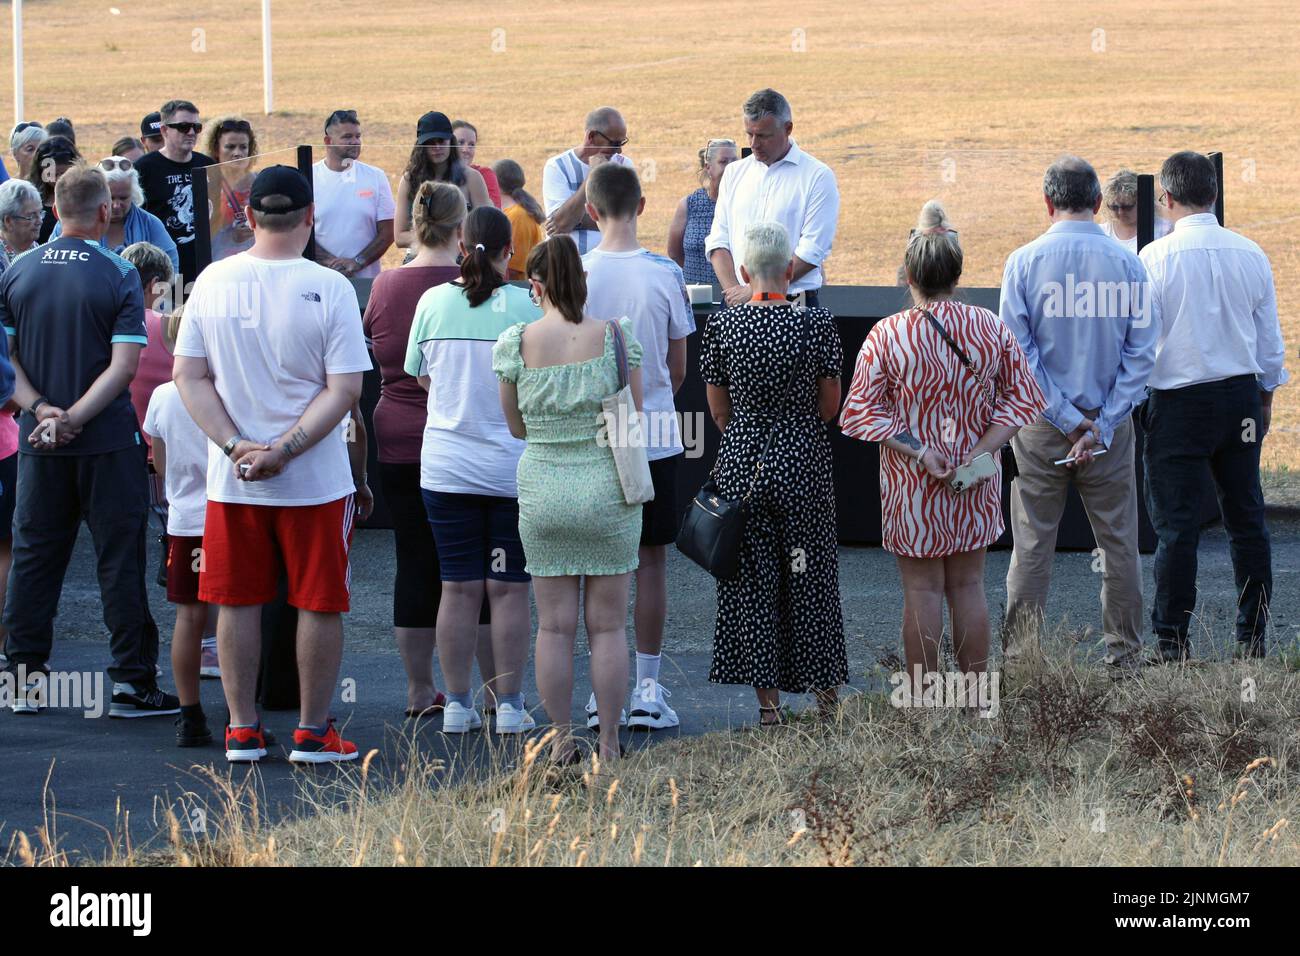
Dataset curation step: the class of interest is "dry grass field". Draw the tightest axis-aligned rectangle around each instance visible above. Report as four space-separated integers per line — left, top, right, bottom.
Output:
2 0 1296 464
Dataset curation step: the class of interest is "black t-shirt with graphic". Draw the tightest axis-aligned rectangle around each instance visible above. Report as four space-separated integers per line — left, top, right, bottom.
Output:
134 150 214 289
0 238 147 456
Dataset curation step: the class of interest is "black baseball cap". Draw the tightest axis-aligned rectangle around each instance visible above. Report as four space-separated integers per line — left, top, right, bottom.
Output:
415 111 454 146
249 165 313 213
140 111 163 140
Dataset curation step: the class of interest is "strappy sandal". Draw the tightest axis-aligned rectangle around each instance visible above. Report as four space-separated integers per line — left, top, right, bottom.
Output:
758 705 786 727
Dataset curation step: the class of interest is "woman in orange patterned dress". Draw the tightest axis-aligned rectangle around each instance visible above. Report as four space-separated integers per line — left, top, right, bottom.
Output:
841 202 1044 697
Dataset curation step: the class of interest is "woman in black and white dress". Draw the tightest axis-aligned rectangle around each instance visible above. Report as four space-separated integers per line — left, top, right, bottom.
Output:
700 221 847 724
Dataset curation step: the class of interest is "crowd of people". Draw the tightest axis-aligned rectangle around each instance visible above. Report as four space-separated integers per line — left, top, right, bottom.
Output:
0 87 1287 769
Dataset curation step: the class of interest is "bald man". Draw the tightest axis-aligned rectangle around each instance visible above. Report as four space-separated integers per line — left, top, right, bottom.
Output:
541 106 633 254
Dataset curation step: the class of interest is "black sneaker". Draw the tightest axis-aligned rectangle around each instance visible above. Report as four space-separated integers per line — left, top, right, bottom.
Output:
109 682 182 718
1234 641 1266 660
1146 642 1191 665
176 712 214 747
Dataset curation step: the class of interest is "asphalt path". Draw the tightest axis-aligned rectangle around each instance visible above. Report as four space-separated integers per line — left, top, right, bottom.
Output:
2 514 1297 861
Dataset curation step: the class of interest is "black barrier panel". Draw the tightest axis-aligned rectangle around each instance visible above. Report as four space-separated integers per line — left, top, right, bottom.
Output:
350 280 1223 551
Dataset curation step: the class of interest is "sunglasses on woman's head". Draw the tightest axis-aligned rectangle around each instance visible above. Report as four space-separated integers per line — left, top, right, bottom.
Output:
219 119 252 133
99 157 133 172
165 122 203 134
13 121 42 133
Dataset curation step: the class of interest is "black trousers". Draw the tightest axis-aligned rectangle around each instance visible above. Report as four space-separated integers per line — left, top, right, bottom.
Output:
2 444 160 684
1142 375 1271 650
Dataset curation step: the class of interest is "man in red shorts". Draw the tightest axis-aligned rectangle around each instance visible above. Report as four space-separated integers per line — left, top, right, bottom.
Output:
173 165 372 764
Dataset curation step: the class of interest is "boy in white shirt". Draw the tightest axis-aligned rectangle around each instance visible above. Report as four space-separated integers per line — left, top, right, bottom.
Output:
582 162 695 730
143 306 213 747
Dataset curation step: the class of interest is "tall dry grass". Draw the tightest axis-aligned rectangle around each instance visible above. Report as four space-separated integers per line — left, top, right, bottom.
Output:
12 631 1297 867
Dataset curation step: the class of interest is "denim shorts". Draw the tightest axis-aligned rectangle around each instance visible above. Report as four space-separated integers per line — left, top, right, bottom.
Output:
421 490 530 583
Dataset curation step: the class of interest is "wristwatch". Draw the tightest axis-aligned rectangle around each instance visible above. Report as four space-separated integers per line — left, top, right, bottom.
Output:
352 256 366 269
221 435 246 459
29 396 49 416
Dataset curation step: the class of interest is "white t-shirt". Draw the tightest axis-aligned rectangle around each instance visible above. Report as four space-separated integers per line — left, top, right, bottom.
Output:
174 252 373 507
143 381 209 537
1100 217 1172 254
541 150 632 255
581 247 696 459
311 159 396 279
404 283 542 495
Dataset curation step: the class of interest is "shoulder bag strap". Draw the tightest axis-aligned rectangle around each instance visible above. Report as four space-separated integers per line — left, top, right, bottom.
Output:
607 319 629 391
919 306 994 405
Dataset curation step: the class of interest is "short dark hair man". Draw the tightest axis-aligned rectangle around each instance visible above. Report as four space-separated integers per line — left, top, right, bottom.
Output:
1139 150 1289 660
0 165 179 717
134 99 215 292
311 109 395 279
139 111 164 152
173 166 373 764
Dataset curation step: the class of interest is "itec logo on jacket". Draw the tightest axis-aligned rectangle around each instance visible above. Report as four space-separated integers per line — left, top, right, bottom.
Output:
41 248 91 262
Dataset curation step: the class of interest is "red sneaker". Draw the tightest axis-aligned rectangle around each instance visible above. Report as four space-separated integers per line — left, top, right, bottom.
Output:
225 725 268 763
289 719 359 764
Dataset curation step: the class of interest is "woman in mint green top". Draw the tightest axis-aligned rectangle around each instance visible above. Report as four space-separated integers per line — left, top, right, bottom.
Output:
494 236 644 764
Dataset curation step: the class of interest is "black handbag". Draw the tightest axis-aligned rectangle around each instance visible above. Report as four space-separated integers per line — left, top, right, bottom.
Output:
676 312 810 579
918 307 1017 479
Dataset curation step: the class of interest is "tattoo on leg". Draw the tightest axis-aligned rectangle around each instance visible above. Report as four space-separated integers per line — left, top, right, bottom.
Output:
893 429 922 453
280 427 310 460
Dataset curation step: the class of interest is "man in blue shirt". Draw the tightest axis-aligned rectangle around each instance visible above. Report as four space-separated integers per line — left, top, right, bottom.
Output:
0 165 179 717
999 156 1158 670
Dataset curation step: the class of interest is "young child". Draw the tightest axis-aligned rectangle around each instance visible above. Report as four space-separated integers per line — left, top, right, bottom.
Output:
581 161 696 731
493 159 545 279
143 306 213 747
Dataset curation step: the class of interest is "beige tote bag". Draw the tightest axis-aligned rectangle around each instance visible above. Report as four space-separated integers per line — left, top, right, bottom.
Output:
601 320 655 505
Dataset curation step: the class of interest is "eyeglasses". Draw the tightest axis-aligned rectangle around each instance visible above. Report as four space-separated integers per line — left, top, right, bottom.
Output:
593 130 629 149
1108 203 1136 213
325 109 358 131
99 156 134 172
165 122 203 135
7 212 42 225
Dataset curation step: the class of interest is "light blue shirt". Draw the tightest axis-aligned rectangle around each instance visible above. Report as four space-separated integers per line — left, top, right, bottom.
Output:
51 203 180 274
998 219 1158 448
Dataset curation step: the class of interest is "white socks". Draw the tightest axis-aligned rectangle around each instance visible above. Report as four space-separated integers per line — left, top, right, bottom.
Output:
635 651 661 687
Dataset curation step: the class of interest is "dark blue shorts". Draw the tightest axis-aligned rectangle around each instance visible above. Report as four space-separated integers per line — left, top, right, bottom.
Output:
421 490 530 583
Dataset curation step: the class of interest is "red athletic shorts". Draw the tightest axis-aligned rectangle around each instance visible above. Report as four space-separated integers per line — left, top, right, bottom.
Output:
166 534 204 604
198 495 356 612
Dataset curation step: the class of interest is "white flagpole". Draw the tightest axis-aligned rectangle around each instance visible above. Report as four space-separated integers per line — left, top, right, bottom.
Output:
13 0 24 125
261 0 273 114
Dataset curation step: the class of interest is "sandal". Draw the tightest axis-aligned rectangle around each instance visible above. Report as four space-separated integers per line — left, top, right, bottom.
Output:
758 705 785 727
404 691 447 719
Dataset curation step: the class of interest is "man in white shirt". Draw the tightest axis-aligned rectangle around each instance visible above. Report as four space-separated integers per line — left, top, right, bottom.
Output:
1139 151 1288 661
541 107 632 255
706 89 839 309
312 109 395 280
174 166 374 763
582 162 695 731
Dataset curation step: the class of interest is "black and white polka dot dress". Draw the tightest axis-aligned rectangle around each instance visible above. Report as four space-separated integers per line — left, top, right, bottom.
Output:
699 303 848 693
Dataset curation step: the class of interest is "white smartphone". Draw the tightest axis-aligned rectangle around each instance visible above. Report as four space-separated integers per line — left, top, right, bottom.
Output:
1054 449 1108 466
949 452 996 493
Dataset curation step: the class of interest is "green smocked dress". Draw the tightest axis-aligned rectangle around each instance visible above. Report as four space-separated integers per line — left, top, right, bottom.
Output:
492 317 644 576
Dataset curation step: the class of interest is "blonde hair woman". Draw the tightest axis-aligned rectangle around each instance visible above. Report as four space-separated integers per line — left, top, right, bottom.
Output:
841 201 1045 706
667 138 738 285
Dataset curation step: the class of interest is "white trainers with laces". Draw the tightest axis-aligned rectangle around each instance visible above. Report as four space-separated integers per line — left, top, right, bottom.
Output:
627 678 679 730
494 701 536 735
442 700 483 733
585 691 627 730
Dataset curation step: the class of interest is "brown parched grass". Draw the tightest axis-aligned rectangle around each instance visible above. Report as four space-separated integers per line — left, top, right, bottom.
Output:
12 631 1300 867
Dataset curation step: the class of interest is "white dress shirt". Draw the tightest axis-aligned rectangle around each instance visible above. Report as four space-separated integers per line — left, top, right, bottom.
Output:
704 140 839 293
1139 212 1288 392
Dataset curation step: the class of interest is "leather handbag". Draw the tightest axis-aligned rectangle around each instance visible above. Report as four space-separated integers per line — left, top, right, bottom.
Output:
677 311 810 579
601 320 655 505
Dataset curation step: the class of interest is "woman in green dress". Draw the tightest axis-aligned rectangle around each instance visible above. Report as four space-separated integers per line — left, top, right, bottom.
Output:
494 236 644 764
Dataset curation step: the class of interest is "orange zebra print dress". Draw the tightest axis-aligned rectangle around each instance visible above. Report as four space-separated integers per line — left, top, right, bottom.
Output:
840 300 1045 558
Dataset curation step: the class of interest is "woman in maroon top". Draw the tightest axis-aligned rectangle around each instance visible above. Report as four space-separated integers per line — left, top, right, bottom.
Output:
363 180 470 717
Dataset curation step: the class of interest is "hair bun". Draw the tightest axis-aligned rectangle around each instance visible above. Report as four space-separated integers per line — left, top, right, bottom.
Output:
916 199 952 233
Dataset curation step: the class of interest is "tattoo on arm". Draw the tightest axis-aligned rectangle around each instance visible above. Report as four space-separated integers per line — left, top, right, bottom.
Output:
893 429 922 452
280 427 310 460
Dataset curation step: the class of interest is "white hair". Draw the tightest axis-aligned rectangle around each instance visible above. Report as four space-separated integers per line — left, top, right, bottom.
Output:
9 123 48 153
0 178 41 220
742 221 792 281
103 165 145 207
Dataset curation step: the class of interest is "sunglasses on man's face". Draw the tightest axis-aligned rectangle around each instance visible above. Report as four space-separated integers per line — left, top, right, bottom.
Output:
165 122 203 135
98 157 133 172
593 130 629 149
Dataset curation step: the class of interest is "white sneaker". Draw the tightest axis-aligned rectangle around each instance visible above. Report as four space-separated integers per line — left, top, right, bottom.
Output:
585 692 627 730
627 678 679 730
442 701 482 733
10 675 45 714
494 701 536 735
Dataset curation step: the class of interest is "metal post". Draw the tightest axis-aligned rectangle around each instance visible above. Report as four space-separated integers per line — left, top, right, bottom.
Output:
261 0 273 115
12 0 24 125
191 167 212 285
1209 151 1224 225
297 144 315 262
1136 174 1155 252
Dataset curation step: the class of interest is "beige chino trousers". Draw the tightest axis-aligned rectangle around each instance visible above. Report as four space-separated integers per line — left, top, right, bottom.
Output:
1004 415 1143 665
